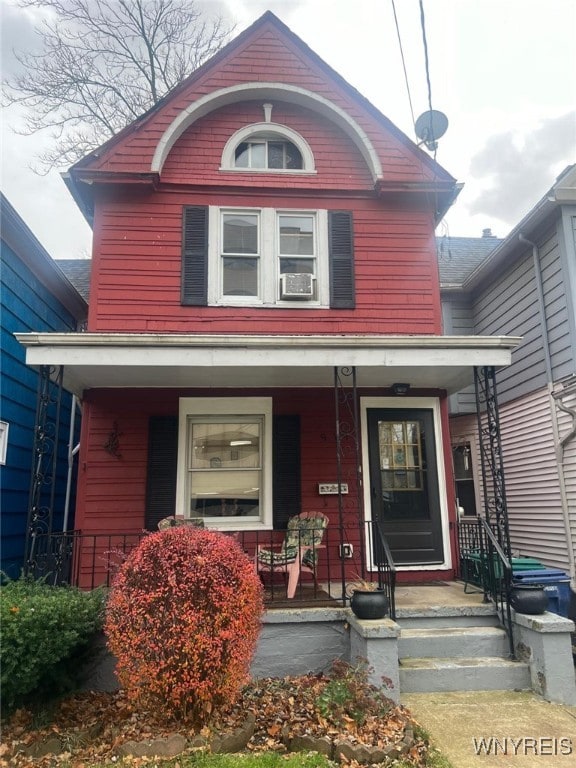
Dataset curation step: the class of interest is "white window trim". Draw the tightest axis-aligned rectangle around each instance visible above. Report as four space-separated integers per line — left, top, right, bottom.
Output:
176 397 273 530
208 206 329 308
0 421 8 465
359 397 452 571
220 122 316 173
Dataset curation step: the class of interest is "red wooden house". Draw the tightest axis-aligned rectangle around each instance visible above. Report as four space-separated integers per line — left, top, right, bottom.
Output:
18 12 519 598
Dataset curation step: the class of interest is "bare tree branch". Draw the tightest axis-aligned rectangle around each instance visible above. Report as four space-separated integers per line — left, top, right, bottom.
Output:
3 0 234 172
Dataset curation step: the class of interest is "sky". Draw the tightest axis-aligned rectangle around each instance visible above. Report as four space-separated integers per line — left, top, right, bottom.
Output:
1 0 575 259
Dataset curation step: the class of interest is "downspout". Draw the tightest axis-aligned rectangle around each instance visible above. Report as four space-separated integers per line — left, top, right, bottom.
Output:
519 234 576 589
552 382 576 591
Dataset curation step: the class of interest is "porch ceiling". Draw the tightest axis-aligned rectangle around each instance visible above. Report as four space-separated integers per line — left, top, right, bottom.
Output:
15 333 522 397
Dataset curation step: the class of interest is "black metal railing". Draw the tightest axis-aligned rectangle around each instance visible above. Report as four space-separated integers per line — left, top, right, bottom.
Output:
24 530 148 589
22 522 396 618
370 519 396 620
457 516 514 657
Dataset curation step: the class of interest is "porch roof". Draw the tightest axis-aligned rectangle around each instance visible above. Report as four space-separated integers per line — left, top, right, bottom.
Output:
15 332 522 397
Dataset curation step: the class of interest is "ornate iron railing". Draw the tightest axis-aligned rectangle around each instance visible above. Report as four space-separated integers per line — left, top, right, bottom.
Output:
474 366 512 558
23 522 396 617
457 516 514 657
334 365 364 603
24 531 149 589
25 365 64 570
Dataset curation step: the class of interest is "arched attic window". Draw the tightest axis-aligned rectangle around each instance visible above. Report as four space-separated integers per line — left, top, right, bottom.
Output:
220 103 315 173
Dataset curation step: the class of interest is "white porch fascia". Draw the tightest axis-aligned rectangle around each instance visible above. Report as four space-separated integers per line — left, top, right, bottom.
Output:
15 333 522 397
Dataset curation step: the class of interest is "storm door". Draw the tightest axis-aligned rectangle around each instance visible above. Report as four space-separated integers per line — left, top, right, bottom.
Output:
367 409 444 565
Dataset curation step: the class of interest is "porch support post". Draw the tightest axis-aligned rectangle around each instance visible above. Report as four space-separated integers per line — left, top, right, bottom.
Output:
24 364 63 572
474 365 512 558
334 366 363 601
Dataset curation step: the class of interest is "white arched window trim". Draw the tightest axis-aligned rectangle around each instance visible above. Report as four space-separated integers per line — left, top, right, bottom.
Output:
151 83 383 182
220 122 316 173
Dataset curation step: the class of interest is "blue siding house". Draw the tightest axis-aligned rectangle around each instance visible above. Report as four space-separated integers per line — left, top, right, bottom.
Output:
0 195 87 578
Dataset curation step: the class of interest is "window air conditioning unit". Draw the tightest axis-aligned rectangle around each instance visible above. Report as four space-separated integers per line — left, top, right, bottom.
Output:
280 272 315 299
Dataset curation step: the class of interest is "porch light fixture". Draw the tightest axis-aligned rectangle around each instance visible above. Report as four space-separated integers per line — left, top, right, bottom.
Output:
392 382 410 396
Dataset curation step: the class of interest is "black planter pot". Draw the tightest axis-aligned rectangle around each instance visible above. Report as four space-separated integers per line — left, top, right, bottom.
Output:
350 589 389 620
509 584 548 615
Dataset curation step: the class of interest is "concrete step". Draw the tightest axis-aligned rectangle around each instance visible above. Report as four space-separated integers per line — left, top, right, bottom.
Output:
395 606 500 629
399 656 531 693
399 626 511 659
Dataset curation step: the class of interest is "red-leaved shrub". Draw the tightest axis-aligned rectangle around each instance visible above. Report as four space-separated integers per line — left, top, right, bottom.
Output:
104 527 264 723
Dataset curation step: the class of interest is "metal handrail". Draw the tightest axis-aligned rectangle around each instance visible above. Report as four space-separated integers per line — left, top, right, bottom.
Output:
478 517 515 658
372 519 397 620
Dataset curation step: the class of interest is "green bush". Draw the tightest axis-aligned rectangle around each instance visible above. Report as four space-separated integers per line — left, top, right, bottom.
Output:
0 576 106 711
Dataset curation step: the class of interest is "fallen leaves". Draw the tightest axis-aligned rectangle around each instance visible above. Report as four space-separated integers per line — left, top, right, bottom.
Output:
2 673 428 768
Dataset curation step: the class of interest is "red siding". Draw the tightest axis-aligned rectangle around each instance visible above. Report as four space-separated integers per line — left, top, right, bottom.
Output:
75 388 456 586
161 101 373 190
88 187 441 335
84 23 446 185
76 388 361 536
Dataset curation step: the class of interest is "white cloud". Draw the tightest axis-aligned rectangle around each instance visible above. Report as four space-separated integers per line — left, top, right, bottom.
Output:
1 0 575 253
468 112 576 223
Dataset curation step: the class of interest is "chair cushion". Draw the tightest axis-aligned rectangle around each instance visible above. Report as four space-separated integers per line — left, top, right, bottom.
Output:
257 545 298 567
257 514 327 568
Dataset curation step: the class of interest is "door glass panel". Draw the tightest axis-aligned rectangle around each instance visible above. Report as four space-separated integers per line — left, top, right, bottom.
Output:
378 420 423 491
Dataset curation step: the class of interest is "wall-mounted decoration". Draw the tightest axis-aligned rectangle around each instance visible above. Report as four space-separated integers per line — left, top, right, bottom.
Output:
104 421 122 459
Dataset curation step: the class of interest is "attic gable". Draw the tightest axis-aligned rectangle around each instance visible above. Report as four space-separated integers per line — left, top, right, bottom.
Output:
69 12 454 194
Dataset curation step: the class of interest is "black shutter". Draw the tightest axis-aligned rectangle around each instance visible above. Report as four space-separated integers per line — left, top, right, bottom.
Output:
145 415 178 531
328 210 355 308
272 415 301 529
181 206 208 306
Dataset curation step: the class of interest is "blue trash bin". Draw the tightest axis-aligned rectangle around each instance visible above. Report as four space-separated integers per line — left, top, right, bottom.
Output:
512 569 572 618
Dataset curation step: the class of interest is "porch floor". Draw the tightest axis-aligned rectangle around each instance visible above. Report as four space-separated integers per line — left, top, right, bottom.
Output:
394 581 486 611
264 580 489 612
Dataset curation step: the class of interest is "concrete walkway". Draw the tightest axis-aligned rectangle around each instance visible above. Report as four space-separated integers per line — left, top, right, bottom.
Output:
402 691 576 768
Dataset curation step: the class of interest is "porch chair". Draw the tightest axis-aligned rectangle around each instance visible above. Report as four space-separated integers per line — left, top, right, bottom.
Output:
256 511 329 598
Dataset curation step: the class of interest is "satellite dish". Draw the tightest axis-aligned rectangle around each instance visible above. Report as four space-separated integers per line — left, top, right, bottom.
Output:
414 110 449 151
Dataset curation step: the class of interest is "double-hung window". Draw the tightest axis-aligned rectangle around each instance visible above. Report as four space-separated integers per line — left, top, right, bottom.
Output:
212 207 324 306
221 211 260 297
278 213 315 276
182 207 354 309
176 398 273 528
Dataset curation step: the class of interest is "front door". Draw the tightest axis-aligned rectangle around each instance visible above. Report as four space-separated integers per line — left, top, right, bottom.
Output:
367 408 444 565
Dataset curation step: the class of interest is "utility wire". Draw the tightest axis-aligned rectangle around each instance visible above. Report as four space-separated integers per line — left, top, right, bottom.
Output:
390 0 416 130
418 0 436 154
